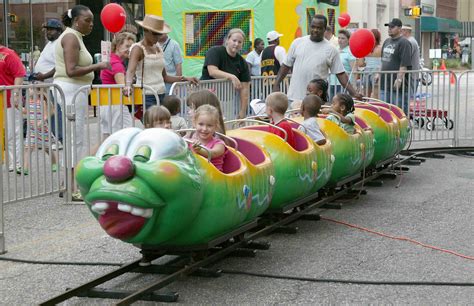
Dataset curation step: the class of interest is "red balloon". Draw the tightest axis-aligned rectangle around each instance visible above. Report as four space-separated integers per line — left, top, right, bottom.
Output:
349 29 376 58
338 13 351 28
100 3 126 33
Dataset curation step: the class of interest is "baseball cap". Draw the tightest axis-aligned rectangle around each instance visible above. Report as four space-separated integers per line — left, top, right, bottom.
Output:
43 19 62 29
384 18 402 28
267 30 283 42
401 25 412 30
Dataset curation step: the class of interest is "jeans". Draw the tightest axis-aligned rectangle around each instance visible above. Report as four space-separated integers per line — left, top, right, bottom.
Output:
50 101 63 142
379 89 409 115
144 93 165 111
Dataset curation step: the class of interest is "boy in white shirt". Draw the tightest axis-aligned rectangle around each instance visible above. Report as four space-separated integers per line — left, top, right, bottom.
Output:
298 94 326 145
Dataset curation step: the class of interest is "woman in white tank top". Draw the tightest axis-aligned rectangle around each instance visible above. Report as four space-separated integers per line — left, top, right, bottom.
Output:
124 15 197 114
54 5 110 201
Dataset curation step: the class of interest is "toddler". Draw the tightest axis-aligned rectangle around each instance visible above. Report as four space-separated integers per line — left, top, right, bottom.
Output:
20 89 58 175
143 105 172 129
322 93 356 134
162 95 188 131
299 94 326 145
191 104 227 171
265 92 296 148
186 90 226 134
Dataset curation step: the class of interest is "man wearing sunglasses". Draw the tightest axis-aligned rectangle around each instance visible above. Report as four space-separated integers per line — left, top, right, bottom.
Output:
377 18 412 114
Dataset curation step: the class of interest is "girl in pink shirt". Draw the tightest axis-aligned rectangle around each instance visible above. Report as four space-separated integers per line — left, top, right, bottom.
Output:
191 105 226 171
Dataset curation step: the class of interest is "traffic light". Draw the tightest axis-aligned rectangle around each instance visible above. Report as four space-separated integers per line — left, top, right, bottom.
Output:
412 6 421 17
404 6 421 17
8 13 18 23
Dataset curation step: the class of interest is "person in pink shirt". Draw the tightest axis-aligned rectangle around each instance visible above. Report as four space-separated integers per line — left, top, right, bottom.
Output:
190 104 227 171
0 44 25 171
99 32 136 141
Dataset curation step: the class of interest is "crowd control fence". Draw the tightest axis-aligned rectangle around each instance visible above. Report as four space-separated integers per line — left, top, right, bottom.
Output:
1 70 473 254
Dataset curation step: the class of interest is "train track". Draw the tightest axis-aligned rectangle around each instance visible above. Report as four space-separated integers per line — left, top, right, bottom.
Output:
39 147 474 305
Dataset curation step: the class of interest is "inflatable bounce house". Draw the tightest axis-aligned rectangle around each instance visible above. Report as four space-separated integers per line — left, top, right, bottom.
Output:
144 0 346 76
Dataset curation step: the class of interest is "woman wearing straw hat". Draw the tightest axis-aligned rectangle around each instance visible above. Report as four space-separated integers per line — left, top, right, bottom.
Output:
124 15 197 112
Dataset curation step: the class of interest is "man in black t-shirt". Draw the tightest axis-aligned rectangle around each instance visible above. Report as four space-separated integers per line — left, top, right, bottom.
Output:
260 30 286 77
377 18 412 114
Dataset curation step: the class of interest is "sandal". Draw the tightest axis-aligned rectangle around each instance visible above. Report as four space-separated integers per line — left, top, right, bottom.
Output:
71 191 83 202
16 167 29 175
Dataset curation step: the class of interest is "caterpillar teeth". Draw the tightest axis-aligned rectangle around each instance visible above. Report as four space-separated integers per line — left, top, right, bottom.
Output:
91 202 154 218
91 202 109 215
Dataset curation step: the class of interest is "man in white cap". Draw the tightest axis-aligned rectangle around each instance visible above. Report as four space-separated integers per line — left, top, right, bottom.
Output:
260 30 286 76
401 24 420 96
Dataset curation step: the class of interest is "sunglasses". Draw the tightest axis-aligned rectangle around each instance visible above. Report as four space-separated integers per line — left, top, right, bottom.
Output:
388 25 398 29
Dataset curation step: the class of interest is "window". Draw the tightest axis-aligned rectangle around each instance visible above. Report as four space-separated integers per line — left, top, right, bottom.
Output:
327 8 336 32
184 10 252 57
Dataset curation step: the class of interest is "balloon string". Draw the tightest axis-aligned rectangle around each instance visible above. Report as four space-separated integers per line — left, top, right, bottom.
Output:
343 69 354 94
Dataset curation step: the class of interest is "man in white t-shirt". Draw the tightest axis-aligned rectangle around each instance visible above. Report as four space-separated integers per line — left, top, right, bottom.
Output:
273 15 362 102
32 19 63 145
324 26 339 49
33 19 62 83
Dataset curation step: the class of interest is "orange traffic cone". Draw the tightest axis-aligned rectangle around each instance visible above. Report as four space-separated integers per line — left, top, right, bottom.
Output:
450 72 456 85
440 59 447 75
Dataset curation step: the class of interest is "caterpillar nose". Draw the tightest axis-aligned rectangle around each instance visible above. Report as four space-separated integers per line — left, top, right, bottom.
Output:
104 156 135 183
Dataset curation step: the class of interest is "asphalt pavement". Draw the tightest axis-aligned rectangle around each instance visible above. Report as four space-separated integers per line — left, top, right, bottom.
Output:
0 152 473 305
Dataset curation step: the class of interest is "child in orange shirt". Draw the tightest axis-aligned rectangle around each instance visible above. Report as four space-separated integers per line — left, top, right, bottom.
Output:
265 92 296 148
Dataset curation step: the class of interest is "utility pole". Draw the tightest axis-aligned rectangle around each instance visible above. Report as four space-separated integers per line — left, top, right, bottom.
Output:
415 0 421 45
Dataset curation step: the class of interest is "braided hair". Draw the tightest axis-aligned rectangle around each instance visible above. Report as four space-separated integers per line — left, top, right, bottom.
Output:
335 93 355 115
309 79 329 103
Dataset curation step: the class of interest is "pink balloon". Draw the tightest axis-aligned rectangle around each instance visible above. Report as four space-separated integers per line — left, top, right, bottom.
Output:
338 13 351 28
349 29 376 58
101 3 126 33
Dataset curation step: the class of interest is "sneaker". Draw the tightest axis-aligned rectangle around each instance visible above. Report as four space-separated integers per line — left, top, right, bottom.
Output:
16 167 28 175
52 164 58 172
71 191 83 202
52 142 63 150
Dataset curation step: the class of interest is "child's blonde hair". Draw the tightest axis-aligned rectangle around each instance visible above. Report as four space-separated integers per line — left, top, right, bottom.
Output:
193 104 220 127
144 106 171 128
266 92 289 115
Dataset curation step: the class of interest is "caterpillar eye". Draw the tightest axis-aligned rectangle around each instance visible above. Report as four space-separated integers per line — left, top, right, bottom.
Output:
102 144 119 161
133 145 151 162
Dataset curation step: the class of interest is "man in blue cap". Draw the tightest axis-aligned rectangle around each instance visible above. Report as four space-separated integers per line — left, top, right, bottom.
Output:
32 18 63 146
33 19 62 82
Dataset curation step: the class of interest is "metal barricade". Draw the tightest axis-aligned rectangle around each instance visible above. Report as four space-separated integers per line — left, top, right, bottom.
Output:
455 71 474 147
1 83 66 254
170 76 291 122
65 84 158 203
332 69 457 148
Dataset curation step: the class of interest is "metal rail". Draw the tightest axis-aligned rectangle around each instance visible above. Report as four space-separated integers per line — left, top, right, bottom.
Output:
38 147 474 305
